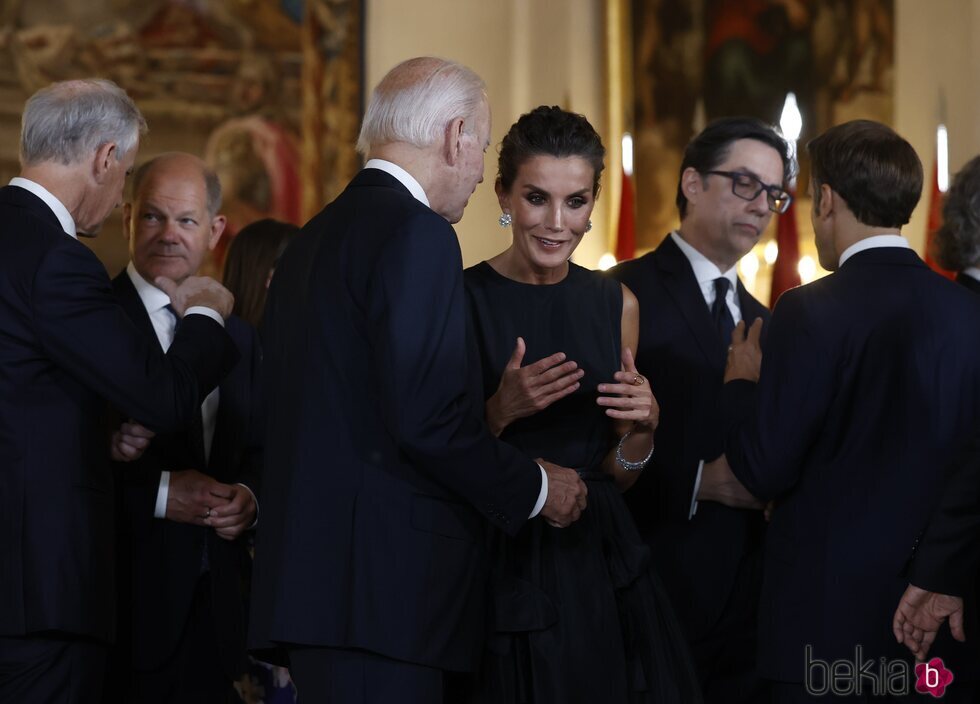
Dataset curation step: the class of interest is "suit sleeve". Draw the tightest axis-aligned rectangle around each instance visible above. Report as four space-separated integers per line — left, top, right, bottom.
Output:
723 290 835 500
370 214 541 535
908 429 980 596
32 239 237 433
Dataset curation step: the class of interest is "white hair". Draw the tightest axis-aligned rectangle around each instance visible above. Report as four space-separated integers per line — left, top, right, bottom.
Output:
356 57 486 154
20 78 147 167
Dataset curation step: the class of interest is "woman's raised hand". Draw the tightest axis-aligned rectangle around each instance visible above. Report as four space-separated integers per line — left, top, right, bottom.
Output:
485 336 584 436
596 347 659 431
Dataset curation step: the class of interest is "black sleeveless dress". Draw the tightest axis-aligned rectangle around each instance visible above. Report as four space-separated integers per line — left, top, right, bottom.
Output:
464 261 703 704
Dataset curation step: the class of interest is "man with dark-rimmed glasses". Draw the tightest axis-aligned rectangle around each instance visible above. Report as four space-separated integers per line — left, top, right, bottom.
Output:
610 116 793 704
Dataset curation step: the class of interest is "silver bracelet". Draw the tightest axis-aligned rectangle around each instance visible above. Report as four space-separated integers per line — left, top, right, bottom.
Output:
616 429 654 472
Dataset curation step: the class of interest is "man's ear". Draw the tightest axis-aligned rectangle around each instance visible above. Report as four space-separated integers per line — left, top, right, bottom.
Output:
681 167 702 205
815 183 835 220
444 116 466 166
93 142 117 184
208 215 227 250
122 202 132 241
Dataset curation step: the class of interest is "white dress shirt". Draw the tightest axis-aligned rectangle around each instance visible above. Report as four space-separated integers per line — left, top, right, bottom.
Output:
963 267 980 284
670 231 744 519
838 233 911 266
362 159 549 519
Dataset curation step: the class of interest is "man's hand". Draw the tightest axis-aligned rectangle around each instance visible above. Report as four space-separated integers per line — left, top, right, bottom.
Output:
156 275 234 320
166 469 234 526
697 454 765 510
893 584 965 660
110 420 155 462
485 337 583 436
724 318 763 383
204 484 257 541
538 459 588 528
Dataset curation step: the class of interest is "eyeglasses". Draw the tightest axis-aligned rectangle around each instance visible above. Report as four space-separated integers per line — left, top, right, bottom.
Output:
702 170 792 214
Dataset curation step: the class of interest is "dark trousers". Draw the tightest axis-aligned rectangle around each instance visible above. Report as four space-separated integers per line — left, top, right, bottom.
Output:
289 647 451 704
127 574 238 704
690 550 769 704
0 634 106 704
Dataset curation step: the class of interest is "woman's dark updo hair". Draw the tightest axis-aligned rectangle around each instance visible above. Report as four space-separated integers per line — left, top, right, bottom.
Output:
497 105 605 197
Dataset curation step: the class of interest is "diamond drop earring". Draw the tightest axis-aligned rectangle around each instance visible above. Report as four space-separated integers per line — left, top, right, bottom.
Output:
498 213 512 227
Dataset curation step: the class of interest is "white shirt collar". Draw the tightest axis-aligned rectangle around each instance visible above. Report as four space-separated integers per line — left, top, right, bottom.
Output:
670 230 738 289
838 234 910 267
961 267 980 283
364 159 430 207
126 261 172 314
9 177 77 238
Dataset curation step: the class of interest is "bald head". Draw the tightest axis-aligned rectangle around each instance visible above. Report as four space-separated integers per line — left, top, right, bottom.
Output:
132 153 222 217
125 152 226 285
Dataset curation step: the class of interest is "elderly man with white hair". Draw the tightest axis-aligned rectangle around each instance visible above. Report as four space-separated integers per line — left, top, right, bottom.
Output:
249 57 588 703
0 79 236 703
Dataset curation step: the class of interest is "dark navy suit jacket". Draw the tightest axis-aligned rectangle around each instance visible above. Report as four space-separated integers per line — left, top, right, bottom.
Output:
111 271 262 677
0 184 235 642
248 168 542 672
610 234 769 640
723 246 980 681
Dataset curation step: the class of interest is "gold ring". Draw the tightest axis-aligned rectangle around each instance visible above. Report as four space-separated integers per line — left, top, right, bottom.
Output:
632 374 645 386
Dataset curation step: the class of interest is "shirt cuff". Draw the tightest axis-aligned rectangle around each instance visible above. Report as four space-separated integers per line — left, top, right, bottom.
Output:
185 306 225 327
688 459 705 520
529 463 548 518
154 470 170 518
237 483 259 529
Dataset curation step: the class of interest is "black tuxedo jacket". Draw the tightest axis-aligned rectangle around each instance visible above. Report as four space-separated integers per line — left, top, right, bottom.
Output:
248 168 542 672
111 271 262 676
908 429 980 598
0 185 236 642
723 246 980 681
907 271 980 602
609 235 769 640
956 271 980 296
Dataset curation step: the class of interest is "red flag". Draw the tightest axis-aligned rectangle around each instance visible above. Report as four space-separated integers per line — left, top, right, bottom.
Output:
924 161 956 280
615 168 636 262
769 194 801 308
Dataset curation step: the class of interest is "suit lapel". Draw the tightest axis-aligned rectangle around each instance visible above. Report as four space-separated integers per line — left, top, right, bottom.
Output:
112 271 163 349
113 269 208 468
655 236 726 366
737 280 771 347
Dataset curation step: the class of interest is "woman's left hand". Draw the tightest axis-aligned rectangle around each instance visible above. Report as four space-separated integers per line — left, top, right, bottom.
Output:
596 348 659 431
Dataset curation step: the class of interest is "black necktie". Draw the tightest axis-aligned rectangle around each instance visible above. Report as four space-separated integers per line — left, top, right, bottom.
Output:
165 304 180 335
711 277 735 345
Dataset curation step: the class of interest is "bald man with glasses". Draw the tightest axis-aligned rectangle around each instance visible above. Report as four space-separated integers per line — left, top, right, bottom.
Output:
609 117 793 704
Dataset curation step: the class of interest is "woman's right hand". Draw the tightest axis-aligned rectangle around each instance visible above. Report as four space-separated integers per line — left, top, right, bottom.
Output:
485 336 584 435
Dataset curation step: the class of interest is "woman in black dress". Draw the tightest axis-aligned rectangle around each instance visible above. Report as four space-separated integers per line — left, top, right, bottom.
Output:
464 106 702 703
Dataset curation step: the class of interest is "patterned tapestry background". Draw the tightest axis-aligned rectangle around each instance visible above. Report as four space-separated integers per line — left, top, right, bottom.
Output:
630 0 894 250
0 0 362 276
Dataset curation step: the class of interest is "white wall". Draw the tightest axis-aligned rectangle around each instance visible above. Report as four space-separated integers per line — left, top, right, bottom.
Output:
896 0 980 252
365 0 608 267
367 0 980 263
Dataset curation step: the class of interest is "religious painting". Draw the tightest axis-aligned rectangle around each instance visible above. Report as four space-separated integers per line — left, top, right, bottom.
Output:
628 0 894 249
0 0 363 274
